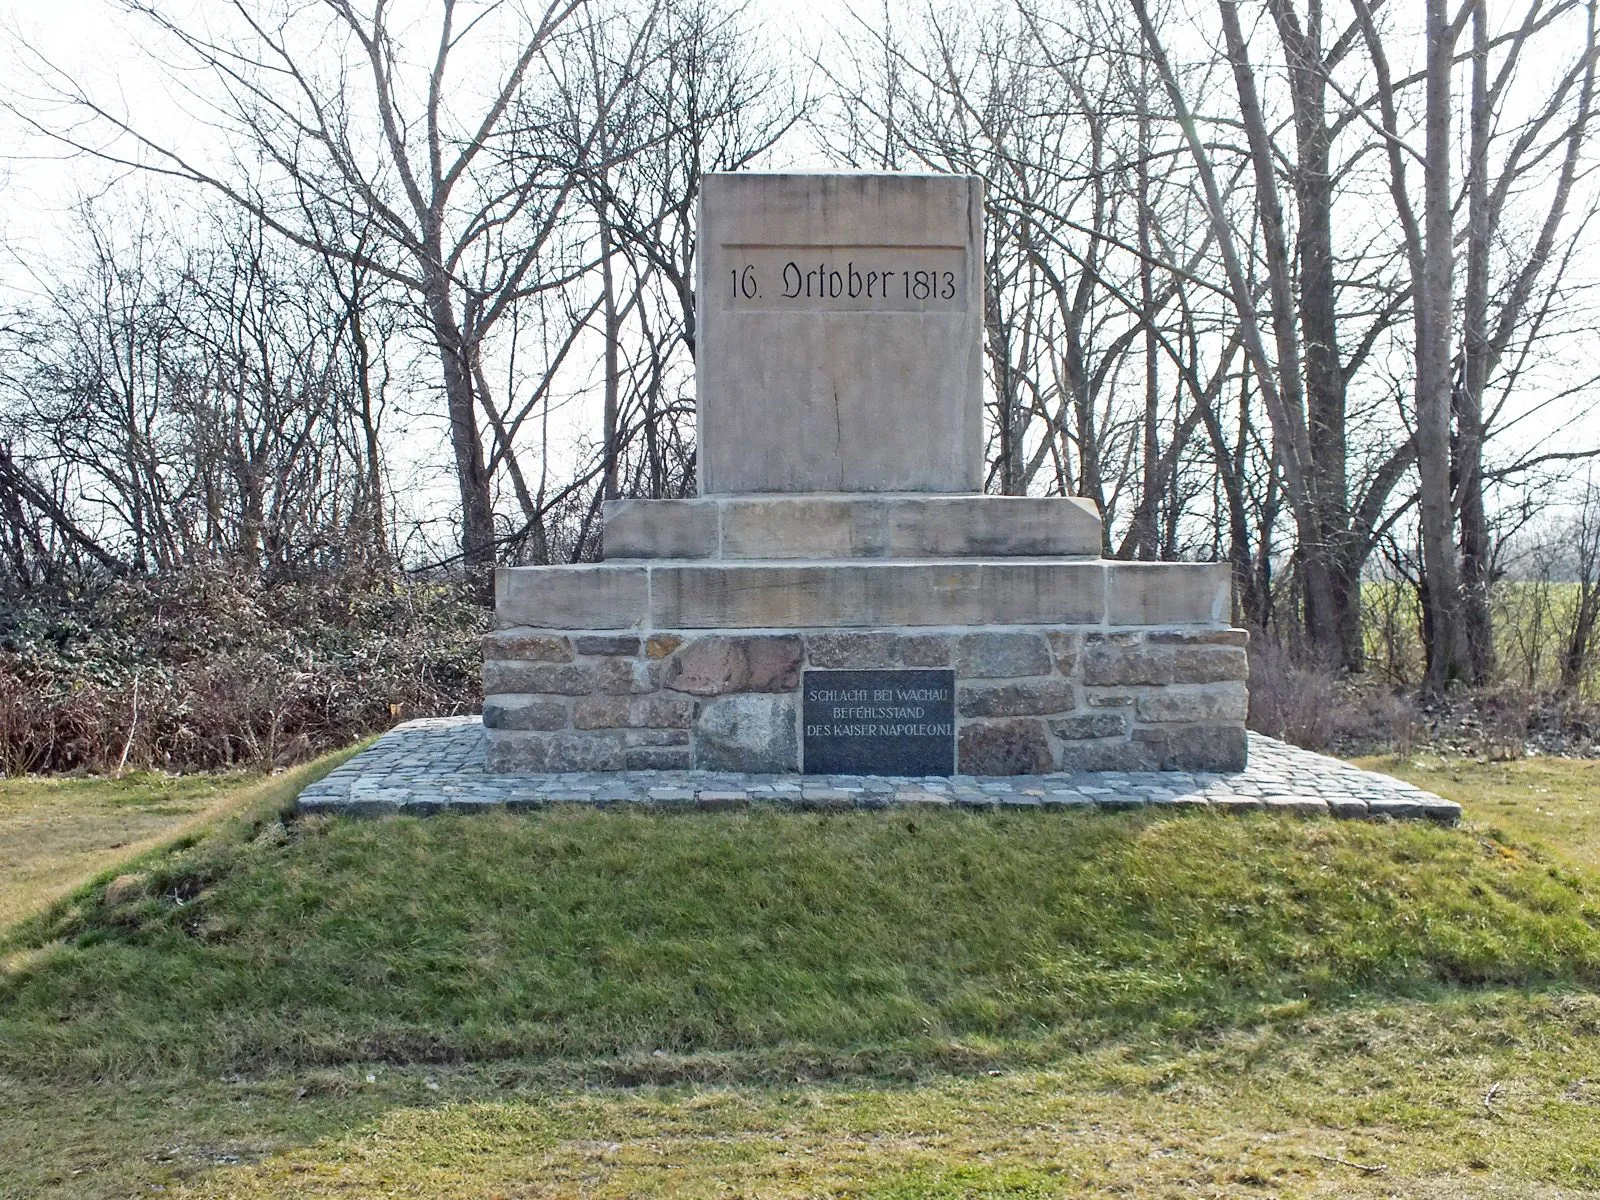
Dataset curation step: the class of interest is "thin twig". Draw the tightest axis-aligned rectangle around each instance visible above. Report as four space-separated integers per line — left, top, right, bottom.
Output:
115 676 139 777
1311 1152 1388 1175
1484 1080 1505 1119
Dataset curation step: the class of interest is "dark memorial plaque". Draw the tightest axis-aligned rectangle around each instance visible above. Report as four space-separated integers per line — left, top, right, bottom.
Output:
802 669 956 775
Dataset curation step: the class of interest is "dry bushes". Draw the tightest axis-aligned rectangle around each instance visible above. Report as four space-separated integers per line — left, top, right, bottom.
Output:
1246 638 1423 754
0 566 485 774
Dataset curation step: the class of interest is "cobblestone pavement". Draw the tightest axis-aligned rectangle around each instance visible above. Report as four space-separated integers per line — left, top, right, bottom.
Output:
297 717 1461 822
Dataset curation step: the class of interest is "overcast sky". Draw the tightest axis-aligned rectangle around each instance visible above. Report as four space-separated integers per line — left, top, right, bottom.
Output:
0 0 852 296
5 0 1597 536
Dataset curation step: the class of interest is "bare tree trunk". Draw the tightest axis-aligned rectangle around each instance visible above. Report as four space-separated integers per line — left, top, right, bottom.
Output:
1206 1 1344 660
424 278 496 576
599 216 621 502
1417 0 1470 688
1265 0 1360 669
1458 0 1495 683
1134 80 1160 560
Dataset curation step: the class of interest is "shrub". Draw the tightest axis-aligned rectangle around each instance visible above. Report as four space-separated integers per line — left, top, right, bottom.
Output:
1246 637 1422 753
0 564 485 773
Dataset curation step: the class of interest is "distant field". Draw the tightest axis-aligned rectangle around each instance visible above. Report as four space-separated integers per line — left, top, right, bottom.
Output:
1361 578 1599 691
2 753 1599 1197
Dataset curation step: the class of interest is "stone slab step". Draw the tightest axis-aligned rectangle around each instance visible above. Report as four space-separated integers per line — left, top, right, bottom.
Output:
495 558 1229 630
298 719 1463 826
602 494 1102 560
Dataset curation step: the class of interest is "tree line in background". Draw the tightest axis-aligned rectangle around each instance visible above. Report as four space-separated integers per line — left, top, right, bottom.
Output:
3 0 1600 724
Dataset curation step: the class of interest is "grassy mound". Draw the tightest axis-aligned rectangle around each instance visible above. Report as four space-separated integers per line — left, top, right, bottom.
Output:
4 799 1597 1083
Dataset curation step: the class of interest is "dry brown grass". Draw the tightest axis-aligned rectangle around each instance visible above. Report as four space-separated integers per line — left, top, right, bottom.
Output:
0 773 239 932
0 754 361 935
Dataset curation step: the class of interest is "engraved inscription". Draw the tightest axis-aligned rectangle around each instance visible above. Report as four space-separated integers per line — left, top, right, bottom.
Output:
720 245 966 313
803 669 956 775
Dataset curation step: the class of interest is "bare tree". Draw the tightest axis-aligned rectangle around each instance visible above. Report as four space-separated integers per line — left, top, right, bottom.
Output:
0 198 394 578
9 0 594 580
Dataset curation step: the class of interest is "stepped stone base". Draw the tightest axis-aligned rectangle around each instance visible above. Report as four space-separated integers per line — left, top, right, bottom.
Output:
490 487 1247 776
603 493 1103 559
496 558 1230 630
483 624 1249 775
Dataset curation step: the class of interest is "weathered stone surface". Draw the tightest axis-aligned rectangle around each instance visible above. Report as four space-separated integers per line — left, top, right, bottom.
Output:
888 495 1101 557
697 789 750 810
645 634 683 659
1135 723 1247 771
722 497 889 559
595 657 660 695
1169 646 1249 684
957 679 1076 717
1087 631 1141 647
609 495 1107 561
576 635 643 656
648 561 1107 628
957 719 1052 774
807 632 896 668
482 694 568 731
979 563 1105 624
634 694 696 728
574 694 695 730
603 498 718 559
897 634 951 666
1368 796 1423 820
694 694 799 771
481 630 574 662
1081 644 1172 686
1104 562 1228 626
665 635 804 695
496 565 649 629
697 172 984 495
572 696 630 729
486 731 624 772
1046 631 1081 676
1056 736 1156 772
1135 683 1249 724
653 562 976 627
496 559 1220 632
482 661 596 696
1420 797 1464 823
622 728 690 747
798 786 854 810
955 632 1052 678
319 721 1451 823
1049 712 1126 740
1147 628 1249 647
625 746 693 770
1084 690 1134 708
711 494 1103 558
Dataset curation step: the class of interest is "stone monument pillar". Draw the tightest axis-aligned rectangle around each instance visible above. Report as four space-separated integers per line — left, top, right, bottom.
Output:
484 172 1249 775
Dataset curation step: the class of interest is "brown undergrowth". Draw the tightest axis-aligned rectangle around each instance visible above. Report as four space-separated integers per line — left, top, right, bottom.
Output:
0 564 483 773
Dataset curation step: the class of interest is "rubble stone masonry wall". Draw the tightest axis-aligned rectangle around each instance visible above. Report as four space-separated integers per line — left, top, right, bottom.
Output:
483 626 1249 775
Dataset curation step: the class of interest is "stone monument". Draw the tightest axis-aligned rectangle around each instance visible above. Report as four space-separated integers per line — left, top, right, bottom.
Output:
483 172 1248 776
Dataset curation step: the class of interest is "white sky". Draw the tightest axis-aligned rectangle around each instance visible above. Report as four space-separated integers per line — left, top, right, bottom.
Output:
0 0 860 556
0 0 851 288
3 0 1598 551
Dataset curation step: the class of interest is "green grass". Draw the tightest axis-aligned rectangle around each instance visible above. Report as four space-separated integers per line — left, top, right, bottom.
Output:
0 769 256 931
5 805 1598 1081
165 994 1600 1198
1362 753 1600 874
3 756 1600 1196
